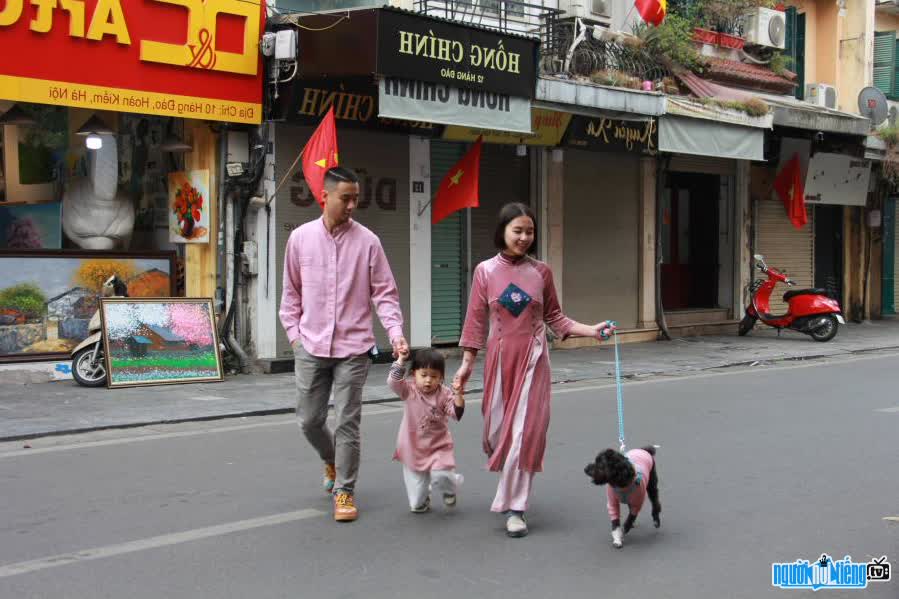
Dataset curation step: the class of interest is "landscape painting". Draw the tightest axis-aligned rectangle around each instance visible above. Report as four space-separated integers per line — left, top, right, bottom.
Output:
100 298 223 388
0 251 175 362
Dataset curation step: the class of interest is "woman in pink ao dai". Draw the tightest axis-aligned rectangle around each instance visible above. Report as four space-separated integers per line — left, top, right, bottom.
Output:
453 203 616 538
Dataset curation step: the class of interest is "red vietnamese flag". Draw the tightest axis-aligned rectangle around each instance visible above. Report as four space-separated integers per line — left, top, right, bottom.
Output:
773 153 808 229
301 107 339 208
432 137 482 225
636 0 667 26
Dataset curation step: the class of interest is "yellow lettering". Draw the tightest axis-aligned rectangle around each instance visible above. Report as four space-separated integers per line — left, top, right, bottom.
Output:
0 0 24 26
141 0 261 76
59 0 84 36
29 0 56 33
299 87 320 116
86 0 130 44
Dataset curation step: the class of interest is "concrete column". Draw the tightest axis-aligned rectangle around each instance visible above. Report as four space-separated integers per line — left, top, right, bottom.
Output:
735 160 752 317
409 136 432 348
546 148 564 304
252 126 278 360
637 157 656 329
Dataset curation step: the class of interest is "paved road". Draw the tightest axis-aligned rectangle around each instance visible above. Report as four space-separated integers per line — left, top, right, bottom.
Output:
1 353 896 598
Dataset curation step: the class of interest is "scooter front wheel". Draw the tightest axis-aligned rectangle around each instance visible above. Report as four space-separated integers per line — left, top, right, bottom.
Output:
809 314 839 342
72 346 107 387
738 314 757 336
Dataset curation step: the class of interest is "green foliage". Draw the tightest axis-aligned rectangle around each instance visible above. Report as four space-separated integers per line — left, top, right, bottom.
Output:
0 283 47 320
637 14 707 73
769 52 793 77
878 125 899 147
696 97 770 117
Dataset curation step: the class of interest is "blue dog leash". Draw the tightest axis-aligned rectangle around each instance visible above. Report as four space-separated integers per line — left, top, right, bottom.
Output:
613 328 626 453
601 321 626 452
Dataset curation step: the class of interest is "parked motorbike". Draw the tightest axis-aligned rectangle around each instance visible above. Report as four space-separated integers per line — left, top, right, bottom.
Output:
738 254 845 342
71 275 128 387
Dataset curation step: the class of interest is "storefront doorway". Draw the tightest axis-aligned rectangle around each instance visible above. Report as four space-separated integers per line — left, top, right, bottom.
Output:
661 172 721 310
814 204 843 302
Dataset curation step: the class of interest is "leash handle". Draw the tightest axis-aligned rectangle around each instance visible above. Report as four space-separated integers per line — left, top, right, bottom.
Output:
613 329 626 452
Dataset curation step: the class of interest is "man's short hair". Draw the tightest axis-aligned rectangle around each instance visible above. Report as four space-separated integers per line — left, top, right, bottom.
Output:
324 167 359 190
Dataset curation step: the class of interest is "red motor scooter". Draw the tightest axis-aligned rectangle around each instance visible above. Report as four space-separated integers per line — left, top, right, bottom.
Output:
738 254 845 342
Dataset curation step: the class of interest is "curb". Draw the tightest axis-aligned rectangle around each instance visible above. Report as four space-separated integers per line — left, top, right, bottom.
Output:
4 344 899 443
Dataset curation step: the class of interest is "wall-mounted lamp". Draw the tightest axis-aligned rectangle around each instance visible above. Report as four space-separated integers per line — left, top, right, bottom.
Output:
76 115 113 150
0 104 36 126
160 133 193 154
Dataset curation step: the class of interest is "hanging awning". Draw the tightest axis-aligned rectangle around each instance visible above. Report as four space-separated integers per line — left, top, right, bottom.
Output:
658 115 765 161
676 72 871 136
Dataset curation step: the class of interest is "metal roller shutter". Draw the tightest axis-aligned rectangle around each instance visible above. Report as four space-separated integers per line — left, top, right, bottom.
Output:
894 199 899 310
469 144 531 267
430 141 466 344
668 155 736 176
755 199 815 315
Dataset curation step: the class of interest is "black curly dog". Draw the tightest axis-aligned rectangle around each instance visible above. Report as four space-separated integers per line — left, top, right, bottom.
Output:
584 446 661 541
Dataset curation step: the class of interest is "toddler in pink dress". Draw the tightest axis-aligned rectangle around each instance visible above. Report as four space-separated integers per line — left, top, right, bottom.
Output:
388 348 465 513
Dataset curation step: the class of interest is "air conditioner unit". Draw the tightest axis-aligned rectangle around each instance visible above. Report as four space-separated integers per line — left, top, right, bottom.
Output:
805 83 838 109
742 7 786 49
557 0 611 22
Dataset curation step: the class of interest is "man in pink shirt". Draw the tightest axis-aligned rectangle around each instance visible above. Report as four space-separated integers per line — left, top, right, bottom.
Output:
280 166 408 522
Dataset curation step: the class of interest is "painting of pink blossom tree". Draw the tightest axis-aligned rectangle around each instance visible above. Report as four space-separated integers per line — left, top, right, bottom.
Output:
100 298 222 388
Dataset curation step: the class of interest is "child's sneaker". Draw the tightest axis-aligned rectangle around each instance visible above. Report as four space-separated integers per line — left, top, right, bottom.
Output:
323 463 336 494
411 497 431 513
443 494 457 507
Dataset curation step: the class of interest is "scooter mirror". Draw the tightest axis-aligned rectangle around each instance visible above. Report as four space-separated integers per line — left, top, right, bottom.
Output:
753 254 765 261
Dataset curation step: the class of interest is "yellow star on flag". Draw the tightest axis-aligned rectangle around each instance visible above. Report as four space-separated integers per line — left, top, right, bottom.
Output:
449 169 464 187
314 151 338 169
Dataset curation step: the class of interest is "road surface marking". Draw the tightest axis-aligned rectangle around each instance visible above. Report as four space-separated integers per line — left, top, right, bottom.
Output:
874 406 899 413
0 508 324 579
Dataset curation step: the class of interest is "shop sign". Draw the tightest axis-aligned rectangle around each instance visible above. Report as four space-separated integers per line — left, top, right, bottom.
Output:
376 9 537 99
378 77 531 134
272 78 443 137
442 108 571 145
803 153 871 207
0 0 264 124
565 116 658 154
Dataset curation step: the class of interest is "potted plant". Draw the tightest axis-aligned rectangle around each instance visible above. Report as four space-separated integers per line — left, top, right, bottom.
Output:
717 31 745 49
173 181 204 238
692 27 718 45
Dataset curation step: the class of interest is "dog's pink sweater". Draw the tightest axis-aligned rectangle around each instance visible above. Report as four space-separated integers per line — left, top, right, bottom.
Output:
606 449 654 521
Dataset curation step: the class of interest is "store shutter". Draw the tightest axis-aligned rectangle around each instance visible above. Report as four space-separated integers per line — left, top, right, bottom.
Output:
430 141 467 344
755 199 815 315
668 155 736 176
883 198 896 314
469 144 531 267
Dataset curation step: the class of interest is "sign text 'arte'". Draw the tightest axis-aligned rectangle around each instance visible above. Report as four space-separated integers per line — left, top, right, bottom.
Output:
0 0 264 123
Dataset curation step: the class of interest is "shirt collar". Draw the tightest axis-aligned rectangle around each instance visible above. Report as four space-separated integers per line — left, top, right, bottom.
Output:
319 216 354 238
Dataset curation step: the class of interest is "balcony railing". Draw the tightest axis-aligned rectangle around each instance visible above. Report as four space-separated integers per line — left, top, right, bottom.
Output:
414 0 565 59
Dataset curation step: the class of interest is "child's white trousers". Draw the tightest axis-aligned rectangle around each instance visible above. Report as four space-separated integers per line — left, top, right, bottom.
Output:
402 466 462 509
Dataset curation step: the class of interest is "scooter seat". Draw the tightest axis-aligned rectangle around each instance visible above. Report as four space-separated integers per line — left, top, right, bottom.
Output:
783 288 829 302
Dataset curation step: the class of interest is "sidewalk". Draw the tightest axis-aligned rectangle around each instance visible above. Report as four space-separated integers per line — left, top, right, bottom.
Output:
2 319 898 441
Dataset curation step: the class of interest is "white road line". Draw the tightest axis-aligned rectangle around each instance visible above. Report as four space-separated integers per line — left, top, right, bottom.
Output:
3 350 896 458
874 406 899 413
0 508 324 579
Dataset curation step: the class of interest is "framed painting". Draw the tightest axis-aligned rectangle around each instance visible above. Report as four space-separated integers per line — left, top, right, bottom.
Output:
168 170 210 244
0 250 176 362
100 298 223 388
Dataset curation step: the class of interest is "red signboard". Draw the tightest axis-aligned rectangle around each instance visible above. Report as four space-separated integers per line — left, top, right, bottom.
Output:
0 0 265 124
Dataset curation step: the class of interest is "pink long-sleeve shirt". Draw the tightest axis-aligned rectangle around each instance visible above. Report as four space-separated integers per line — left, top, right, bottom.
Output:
606 448 655 521
279 217 404 358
